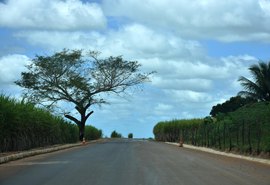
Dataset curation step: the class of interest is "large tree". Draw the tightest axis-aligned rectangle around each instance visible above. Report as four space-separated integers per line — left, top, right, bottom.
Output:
238 61 270 101
16 49 152 141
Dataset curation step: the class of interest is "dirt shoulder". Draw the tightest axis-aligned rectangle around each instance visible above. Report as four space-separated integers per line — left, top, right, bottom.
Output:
166 142 270 165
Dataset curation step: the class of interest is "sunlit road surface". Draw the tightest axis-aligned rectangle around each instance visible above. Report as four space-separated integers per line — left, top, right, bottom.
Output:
0 139 269 185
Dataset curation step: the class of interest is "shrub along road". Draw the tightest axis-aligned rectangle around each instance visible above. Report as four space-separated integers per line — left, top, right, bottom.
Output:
0 139 269 185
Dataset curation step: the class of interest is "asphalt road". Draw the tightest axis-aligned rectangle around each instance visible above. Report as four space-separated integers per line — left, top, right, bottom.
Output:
0 139 269 185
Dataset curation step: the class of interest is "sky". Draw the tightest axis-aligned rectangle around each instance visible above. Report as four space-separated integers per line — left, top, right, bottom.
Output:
0 0 270 138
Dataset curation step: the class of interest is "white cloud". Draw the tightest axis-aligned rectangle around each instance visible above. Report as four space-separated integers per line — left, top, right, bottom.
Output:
153 103 173 116
220 55 257 80
165 90 213 103
0 54 30 96
0 54 30 84
102 0 270 42
152 77 212 92
15 31 104 51
260 0 270 14
180 111 194 119
102 24 206 60
13 23 259 121
15 24 205 60
0 0 106 30
142 58 230 80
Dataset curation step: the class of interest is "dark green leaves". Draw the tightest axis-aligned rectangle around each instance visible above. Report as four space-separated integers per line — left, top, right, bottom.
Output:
238 61 270 101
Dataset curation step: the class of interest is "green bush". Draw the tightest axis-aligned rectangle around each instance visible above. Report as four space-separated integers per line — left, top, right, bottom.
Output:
84 125 102 141
128 133 133 139
111 130 122 138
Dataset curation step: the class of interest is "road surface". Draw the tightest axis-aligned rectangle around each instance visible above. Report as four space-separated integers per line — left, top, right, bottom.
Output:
0 139 269 185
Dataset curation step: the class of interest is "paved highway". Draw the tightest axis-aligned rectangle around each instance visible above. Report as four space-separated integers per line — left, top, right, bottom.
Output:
0 139 269 185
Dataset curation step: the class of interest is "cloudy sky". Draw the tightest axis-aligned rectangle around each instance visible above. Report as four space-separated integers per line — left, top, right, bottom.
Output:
1 0 270 138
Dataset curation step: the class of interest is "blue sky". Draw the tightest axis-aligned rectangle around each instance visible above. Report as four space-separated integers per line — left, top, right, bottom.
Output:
0 0 270 138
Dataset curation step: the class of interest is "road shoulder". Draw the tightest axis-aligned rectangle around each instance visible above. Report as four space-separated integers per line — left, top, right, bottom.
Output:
166 142 270 165
0 140 102 164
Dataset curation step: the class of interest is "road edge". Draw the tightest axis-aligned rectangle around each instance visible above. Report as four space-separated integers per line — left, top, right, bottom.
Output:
0 140 101 165
166 142 270 165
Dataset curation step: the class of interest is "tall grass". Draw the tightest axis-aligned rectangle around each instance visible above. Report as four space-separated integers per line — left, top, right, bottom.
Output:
153 102 270 155
0 95 101 152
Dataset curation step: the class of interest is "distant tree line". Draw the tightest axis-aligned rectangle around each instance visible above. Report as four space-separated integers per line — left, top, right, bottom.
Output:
0 95 102 152
110 130 122 138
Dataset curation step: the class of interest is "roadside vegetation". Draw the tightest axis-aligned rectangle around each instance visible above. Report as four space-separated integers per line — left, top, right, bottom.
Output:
154 103 270 155
111 130 122 138
0 95 102 152
153 61 270 157
84 125 102 141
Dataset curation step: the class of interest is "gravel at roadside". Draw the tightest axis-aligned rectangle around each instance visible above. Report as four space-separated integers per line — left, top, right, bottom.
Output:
166 142 270 165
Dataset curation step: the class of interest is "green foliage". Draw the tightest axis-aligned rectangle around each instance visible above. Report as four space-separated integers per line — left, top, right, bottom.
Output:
15 49 152 141
210 96 256 117
153 119 204 143
110 130 122 138
153 102 270 154
128 133 133 139
84 125 102 141
238 61 270 101
0 95 99 152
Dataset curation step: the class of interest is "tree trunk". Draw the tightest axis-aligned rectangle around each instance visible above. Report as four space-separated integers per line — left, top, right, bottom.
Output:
64 109 94 141
79 121 85 141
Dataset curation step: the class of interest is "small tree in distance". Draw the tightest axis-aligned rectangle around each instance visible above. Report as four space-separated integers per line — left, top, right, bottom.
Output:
111 130 122 138
15 49 152 141
128 133 133 139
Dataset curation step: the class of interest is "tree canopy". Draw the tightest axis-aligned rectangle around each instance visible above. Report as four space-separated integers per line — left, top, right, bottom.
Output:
210 96 256 117
238 61 270 101
16 49 152 140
